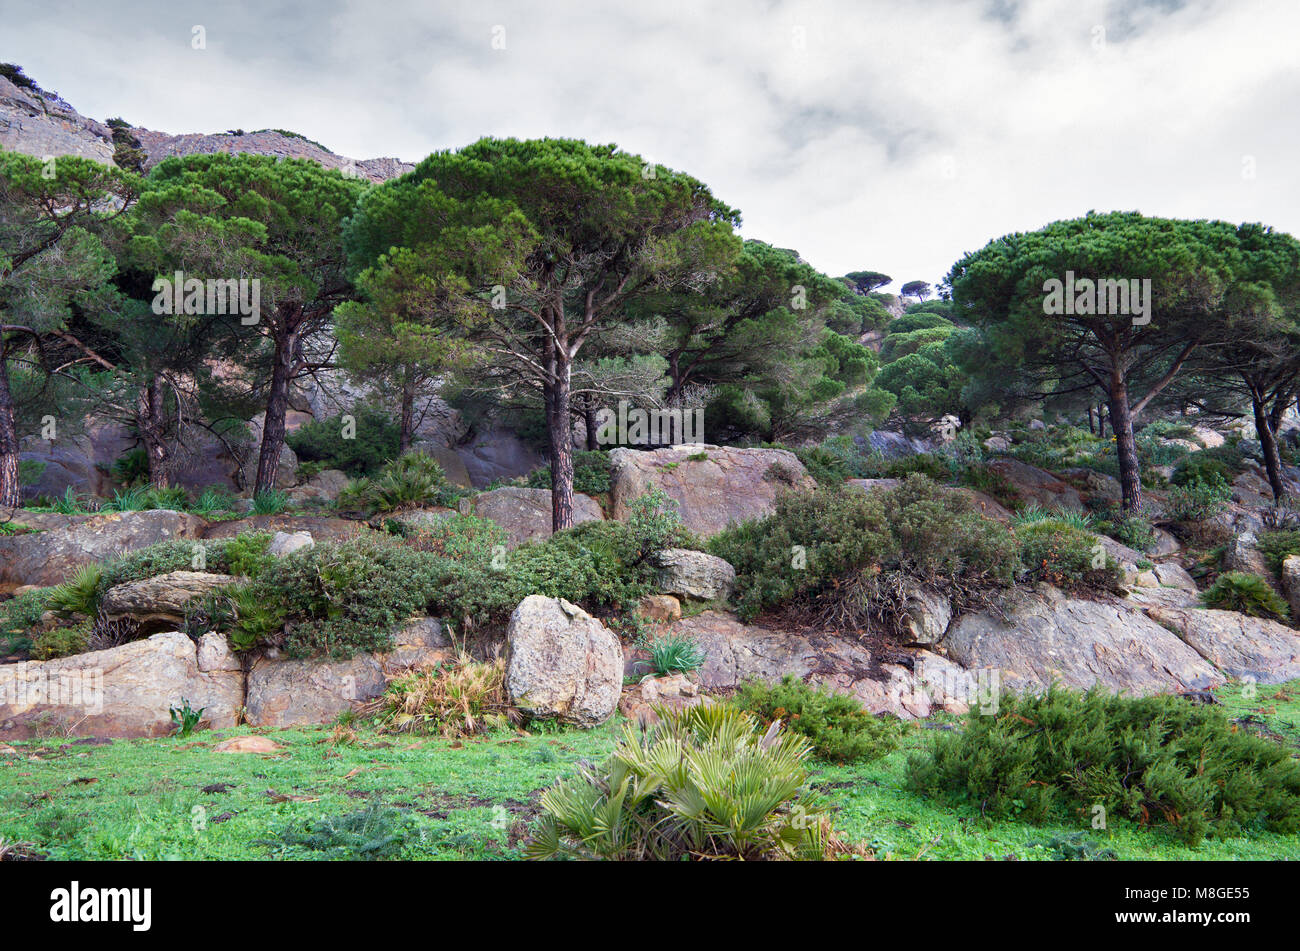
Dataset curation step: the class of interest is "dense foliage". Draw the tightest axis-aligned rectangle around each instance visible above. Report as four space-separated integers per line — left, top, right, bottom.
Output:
907 687 1300 846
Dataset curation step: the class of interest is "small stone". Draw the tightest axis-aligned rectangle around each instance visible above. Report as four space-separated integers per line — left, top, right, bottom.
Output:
267 531 313 557
213 736 284 754
638 594 682 622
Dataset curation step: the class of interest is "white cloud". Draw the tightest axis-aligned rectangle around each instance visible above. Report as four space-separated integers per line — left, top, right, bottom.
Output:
5 0 1299 290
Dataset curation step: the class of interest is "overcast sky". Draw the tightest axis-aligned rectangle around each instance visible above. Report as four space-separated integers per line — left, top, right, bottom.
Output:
4 0 1298 291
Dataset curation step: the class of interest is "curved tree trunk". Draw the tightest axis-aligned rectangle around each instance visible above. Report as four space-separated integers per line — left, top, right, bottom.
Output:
1254 395 1285 500
254 330 297 496
0 349 20 508
1108 372 1142 511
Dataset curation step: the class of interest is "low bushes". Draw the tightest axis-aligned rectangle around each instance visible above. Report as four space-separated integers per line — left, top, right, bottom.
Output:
1200 571 1290 621
1258 528 1300 575
732 675 904 763
526 704 835 860
98 533 274 594
906 686 1300 846
709 475 1019 622
1015 518 1121 591
1165 473 1232 523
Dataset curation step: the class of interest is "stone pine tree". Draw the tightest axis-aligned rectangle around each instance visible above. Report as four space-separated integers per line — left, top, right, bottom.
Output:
0 150 138 507
347 138 741 530
1188 223 1300 500
335 245 475 453
128 154 366 494
949 212 1245 511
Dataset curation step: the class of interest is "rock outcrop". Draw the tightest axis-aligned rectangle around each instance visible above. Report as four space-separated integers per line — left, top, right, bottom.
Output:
1142 605 1300 684
0 510 207 590
0 631 242 739
460 486 603 548
100 571 236 631
942 587 1223 696
244 617 452 728
608 445 815 537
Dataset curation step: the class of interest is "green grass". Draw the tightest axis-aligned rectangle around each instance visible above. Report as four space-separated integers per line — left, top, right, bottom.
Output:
2 679 1298 860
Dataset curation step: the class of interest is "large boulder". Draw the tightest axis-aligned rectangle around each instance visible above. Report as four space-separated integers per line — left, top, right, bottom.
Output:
244 616 453 728
665 610 936 718
505 596 621 726
285 468 349 504
1283 555 1300 619
0 510 207 590
942 586 1223 696
1142 605 1300 684
654 549 736 601
1224 531 1270 577
461 486 603 548
100 571 236 631
454 428 544 488
608 445 815 537
985 459 1085 511
0 631 241 739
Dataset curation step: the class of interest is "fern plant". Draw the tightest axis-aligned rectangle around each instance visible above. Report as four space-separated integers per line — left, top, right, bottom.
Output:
1200 571 1290 620
45 563 103 616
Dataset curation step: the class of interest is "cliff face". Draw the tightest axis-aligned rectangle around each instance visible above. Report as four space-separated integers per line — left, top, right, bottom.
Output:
0 74 116 164
0 73 411 182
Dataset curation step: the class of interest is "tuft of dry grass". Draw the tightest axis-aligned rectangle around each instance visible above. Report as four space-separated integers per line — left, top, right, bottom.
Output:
372 653 511 737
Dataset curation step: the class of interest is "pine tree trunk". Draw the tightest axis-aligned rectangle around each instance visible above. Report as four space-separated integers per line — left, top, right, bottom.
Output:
255 330 296 496
1108 374 1142 511
0 348 20 509
398 371 416 455
549 356 575 531
137 379 170 488
1254 396 1285 500
583 396 598 451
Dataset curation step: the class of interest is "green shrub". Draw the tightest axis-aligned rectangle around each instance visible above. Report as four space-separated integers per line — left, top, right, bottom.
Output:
0 587 49 653
1258 528 1300 575
31 621 92 660
1172 455 1235 488
1016 519 1120 591
244 536 447 658
732 675 903 763
709 475 1019 622
1199 571 1290 620
99 534 273 593
906 686 1300 846
1091 503 1157 552
337 452 455 515
643 632 706 675
110 448 150 487
18 459 46 487
250 489 290 515
260 798 424 860
526 704 835 860
44 563 104 616
523 450 611 494
1165 473 1231 522
286 406 401 477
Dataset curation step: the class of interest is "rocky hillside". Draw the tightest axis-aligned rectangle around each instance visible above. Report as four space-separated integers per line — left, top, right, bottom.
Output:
0 70 411 182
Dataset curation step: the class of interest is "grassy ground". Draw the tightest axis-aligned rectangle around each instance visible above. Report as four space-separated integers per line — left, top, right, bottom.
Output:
2 679 1298 861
